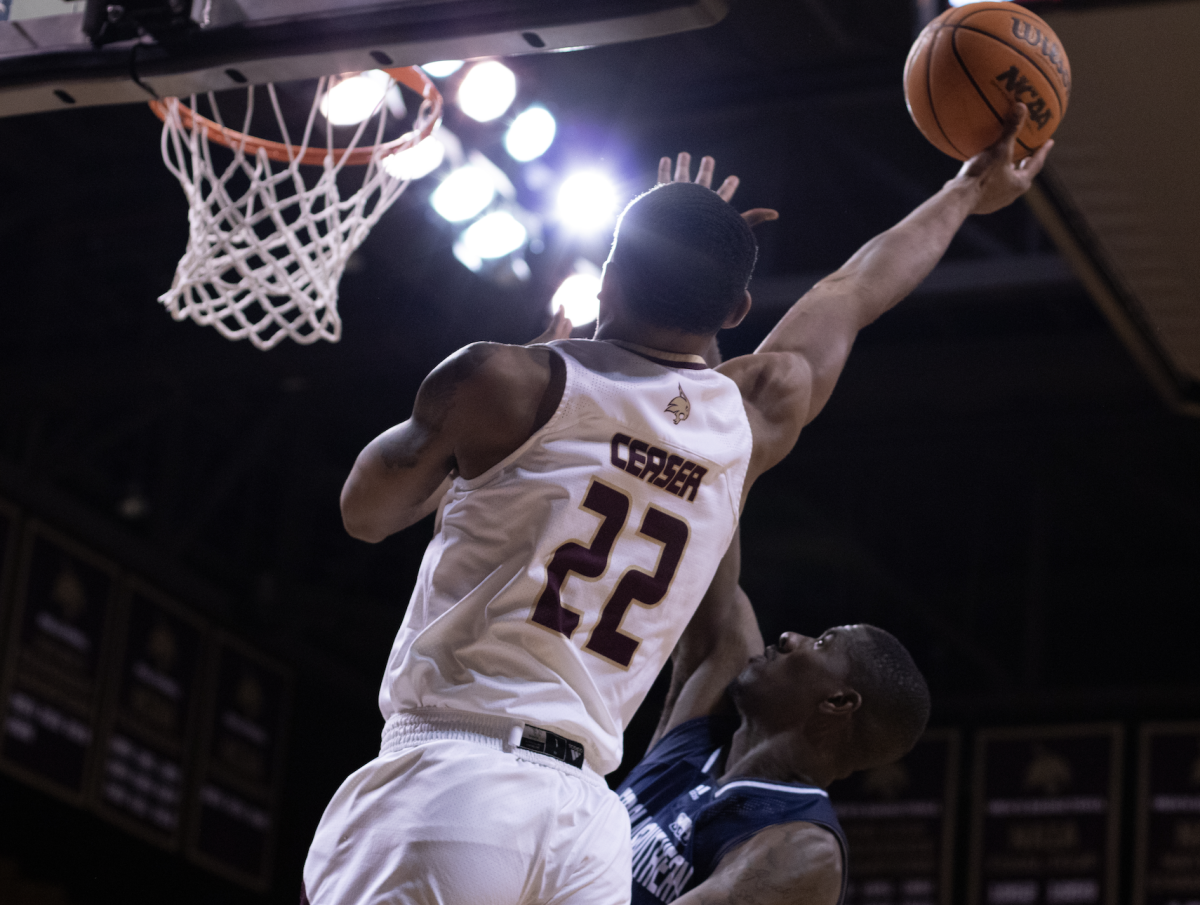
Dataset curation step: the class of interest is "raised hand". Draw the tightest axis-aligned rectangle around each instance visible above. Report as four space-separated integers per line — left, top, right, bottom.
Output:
526 305 573 345
657 152 779 228
957 103 1054 215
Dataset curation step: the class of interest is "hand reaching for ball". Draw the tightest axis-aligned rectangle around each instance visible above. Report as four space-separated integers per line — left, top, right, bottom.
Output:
956 103 1054 216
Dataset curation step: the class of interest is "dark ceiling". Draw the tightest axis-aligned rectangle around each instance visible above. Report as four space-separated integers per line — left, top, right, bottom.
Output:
1 0 1198 901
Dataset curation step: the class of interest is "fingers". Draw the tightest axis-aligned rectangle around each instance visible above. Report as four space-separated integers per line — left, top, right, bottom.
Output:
673 152 692 184
741 208 779 227
554 306 574 340
997 102 1030 157
1020 139 1054 177
657 154 765 217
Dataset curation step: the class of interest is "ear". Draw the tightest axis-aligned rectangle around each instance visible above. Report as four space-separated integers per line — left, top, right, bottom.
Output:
819 689 862 716
722 290 752 330
596 265 620 322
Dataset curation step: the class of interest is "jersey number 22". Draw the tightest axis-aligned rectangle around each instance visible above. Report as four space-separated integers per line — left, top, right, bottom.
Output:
531 479 689 668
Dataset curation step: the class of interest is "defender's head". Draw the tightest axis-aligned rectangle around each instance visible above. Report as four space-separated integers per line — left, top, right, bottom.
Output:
730 625 930 776
602 181 758 335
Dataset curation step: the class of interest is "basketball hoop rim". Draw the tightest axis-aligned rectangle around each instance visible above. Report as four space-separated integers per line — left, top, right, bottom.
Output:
148 66 442 166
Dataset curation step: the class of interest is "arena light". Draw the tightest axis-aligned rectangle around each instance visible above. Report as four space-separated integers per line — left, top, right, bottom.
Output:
460 211 528 259
556 170 618 233
504 107 557 162
431 166 495 222
383 136 446 181
320 70 393 126
457 61 517 123
422 60 464 78
948 0 991 5
551 271 602 325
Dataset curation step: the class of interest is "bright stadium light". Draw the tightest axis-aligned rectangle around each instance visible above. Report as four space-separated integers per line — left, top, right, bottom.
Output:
383 136 446 181
556 171 618 233
422 60 464 78
458 61 517 123
552 272 602 325
320 70 393 126
431 166 495 222
461 211 528 259
948 0 990 5
504 107 556 162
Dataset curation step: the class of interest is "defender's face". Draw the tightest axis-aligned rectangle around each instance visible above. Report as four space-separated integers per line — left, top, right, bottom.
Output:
733 626 863 722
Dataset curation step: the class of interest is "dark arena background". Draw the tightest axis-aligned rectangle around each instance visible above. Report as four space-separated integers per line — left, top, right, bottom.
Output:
1 0 1198 903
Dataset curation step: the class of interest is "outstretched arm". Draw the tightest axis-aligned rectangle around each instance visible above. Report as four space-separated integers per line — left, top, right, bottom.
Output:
649 532 764 749
722 104 1053 488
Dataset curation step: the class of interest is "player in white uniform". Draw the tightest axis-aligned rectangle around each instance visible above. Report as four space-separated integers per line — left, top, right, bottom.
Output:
303 106 1050 905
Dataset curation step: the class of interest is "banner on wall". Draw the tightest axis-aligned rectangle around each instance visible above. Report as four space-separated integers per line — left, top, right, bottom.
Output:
832 729 960 905
88 580 208 849
1135 722 1200 905
970 724 1123 905
187 633 292 891
0 522 119 801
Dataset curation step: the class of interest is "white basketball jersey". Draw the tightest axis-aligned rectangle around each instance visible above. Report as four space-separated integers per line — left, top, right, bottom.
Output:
378 339 752 775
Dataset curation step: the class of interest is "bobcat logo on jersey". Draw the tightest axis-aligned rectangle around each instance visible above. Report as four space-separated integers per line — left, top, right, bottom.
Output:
665 385 690 424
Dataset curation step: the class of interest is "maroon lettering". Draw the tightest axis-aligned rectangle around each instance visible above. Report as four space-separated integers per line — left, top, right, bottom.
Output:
666 461 694 496
585 507 690 667
531 481 629 638
679 465 706 502
641 448 668 484
610 433 631 470
627 439 649 478
608 432 706 503
653 454 684 489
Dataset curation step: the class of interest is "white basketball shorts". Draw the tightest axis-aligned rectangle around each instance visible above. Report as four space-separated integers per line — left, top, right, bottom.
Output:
303 724 632 905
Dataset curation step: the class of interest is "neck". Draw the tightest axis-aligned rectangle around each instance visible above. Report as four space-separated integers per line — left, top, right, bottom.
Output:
720 717 841 789
593 317 714 359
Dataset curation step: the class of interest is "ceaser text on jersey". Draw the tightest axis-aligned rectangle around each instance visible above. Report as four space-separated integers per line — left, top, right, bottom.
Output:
610 433 708 502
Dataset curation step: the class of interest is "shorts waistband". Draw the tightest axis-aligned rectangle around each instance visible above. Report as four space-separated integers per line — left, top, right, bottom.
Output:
381 710 604 784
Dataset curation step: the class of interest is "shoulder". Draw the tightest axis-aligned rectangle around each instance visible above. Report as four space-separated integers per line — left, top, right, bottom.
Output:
426 342 551 389
714 353 814 479
703 821 843 905
418 342 554 410
716 352 812 414
653 716 735 761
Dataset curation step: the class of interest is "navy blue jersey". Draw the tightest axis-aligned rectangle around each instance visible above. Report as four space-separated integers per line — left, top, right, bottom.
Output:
617 716 848 905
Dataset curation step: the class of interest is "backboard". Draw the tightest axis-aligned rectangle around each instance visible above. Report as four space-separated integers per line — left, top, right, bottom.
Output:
0 0 729 118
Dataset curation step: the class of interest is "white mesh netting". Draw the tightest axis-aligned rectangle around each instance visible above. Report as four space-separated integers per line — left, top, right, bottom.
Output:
155 72 440 350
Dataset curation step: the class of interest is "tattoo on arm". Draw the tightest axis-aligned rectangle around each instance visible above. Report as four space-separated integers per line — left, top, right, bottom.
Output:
379 344 500 469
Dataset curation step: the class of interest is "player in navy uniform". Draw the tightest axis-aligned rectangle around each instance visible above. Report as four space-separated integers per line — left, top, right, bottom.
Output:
617 531 929 905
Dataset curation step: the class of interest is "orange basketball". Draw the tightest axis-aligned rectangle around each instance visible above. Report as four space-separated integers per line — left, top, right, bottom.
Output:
904 1 1071 161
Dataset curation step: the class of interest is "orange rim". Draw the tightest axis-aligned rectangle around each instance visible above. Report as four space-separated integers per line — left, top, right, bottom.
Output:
149 66 443 166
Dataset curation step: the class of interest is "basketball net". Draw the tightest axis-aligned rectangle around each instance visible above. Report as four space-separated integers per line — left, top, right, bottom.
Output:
151 68 442 350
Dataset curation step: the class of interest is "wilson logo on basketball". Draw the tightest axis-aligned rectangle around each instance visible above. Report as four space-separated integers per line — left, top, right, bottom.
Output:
1010 18 1071 92
994 65 1053 129
665 385 690 425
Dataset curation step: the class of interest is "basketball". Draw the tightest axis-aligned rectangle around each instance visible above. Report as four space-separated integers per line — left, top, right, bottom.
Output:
904 1 1071 161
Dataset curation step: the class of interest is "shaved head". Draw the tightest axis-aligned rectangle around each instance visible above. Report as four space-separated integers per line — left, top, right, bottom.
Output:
607 181 758 335
843 626 930 768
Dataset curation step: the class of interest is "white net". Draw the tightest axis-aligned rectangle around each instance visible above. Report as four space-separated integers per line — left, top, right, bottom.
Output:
154 70 441 350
